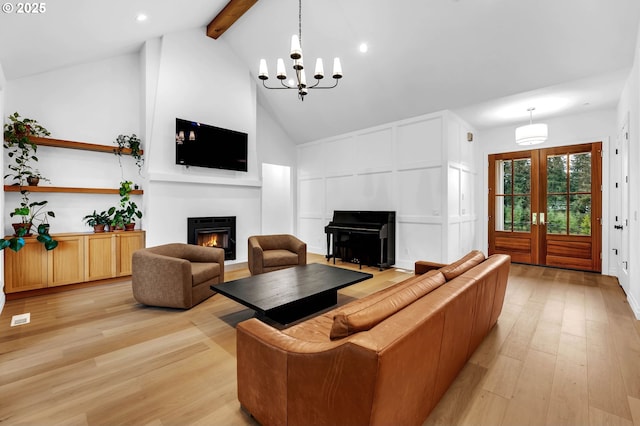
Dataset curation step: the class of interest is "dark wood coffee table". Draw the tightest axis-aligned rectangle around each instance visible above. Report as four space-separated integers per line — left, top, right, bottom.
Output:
211 263 372 325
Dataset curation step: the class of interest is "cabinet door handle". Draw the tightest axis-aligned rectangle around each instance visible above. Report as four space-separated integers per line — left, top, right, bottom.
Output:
532 212 537 225
540 213 545 225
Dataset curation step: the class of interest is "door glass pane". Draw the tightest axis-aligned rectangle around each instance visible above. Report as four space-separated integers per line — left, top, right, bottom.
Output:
499 160 512 194
569 194 591 235
513 158 531 194
513 195 531 232
547 155 567 193
495 195 512 232
569 152 591 192
547 194 567 234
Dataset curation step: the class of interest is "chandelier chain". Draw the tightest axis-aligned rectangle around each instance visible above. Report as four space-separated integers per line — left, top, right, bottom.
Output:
298 0 302 47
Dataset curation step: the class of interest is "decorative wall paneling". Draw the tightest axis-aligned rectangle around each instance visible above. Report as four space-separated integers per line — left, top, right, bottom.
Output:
298 110 478 269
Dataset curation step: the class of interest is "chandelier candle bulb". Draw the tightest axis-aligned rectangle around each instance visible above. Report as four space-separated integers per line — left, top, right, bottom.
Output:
276 58 287 79
332 57 343 79
314 58 324 79
300 69 307 88
293 56 304 71
258 59 269 80
290 35 302 59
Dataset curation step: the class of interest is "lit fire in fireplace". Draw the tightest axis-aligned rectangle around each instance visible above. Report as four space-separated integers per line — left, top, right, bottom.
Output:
203 235 219 247
198 232 227 248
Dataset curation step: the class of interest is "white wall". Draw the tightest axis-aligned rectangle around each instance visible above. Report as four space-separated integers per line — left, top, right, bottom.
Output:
261 163 293 234
297 110 477 269
143 28 261 261
445 111 479 260
477 108 616 274
256 102 297 235
256 102 297 167
617 32 640 318
1 27 299 276
0 62 5 314
3 53 142 235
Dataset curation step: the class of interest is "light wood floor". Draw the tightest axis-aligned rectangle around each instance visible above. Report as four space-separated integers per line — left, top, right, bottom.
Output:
1 254 639 425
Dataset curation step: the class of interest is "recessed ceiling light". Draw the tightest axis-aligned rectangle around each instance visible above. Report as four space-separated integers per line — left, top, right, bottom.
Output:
359 43 368 53
136 13 148 22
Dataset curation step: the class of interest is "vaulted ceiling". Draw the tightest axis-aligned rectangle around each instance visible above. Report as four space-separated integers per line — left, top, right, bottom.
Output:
1 0 639 143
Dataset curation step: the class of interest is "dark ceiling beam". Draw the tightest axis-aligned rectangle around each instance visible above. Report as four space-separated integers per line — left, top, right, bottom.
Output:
207 0 258 40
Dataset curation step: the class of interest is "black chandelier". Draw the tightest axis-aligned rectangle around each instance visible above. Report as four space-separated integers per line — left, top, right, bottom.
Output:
258 0 342 101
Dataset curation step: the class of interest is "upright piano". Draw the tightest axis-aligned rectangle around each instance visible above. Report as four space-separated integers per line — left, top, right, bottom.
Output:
324 210 395 270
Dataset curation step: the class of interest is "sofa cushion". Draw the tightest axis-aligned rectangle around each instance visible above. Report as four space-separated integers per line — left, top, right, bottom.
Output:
191 262 221 286
439 250 485 281
329 270 446 340
263 249 299 267
282 270 440 342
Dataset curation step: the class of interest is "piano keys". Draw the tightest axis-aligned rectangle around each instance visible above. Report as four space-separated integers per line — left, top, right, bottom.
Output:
324 210 395 270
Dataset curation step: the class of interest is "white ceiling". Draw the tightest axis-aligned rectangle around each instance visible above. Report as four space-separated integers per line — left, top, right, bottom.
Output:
1 0 639 143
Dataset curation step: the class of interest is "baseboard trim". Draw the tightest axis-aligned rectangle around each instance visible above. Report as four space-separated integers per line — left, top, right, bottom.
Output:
628 292 640 320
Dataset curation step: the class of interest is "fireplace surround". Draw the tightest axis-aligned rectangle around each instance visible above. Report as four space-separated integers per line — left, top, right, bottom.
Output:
187 216 236 260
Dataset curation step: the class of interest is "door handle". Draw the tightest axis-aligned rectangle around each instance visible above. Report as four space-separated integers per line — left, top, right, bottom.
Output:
532 213 537 225
539 213 545 225
614 225 623 230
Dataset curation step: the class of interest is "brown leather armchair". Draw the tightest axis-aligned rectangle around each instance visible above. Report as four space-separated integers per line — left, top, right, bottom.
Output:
248 234 307 275
132 243 224 309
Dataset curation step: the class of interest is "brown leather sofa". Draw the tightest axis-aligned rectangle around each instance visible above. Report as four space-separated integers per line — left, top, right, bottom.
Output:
247 234 307 275
236 250 510 426
132 243 224 309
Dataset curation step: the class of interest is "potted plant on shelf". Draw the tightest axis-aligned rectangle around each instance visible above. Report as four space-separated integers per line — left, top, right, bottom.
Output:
114 133 144 176
4 112 51 187
3 111 50 148
83 210 111 233
108 207 125 231
122 200 142 231
112 180 142 231
2 113 57 252
26 170 49 186
3 190 58 251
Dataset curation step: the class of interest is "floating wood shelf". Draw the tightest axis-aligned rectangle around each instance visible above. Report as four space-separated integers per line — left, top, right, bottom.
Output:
4 185 143 195
28 136 144 156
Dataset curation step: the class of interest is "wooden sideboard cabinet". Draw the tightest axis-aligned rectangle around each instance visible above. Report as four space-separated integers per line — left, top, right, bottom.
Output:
4 230 145 294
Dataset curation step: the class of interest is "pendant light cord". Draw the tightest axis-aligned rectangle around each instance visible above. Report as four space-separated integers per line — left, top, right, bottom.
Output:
528 107 535 125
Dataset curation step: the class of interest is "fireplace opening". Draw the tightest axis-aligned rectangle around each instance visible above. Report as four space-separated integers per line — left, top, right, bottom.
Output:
188 216 236 260
197 229 229 249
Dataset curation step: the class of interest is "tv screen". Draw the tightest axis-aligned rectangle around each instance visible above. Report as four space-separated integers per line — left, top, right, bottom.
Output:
175 118 248 172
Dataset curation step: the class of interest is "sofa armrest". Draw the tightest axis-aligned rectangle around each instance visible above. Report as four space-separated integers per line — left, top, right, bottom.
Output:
237 318 342 425
237 318 377 426
288 236 307 266
248 237 264 275
415 260 446 275
132 250 193 308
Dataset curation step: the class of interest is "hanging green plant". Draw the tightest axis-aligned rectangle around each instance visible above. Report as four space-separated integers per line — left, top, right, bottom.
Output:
114 133 144 176
4 112 51 187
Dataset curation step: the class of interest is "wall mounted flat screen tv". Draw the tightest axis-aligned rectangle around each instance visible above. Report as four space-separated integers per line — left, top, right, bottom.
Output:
175 118 248 172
